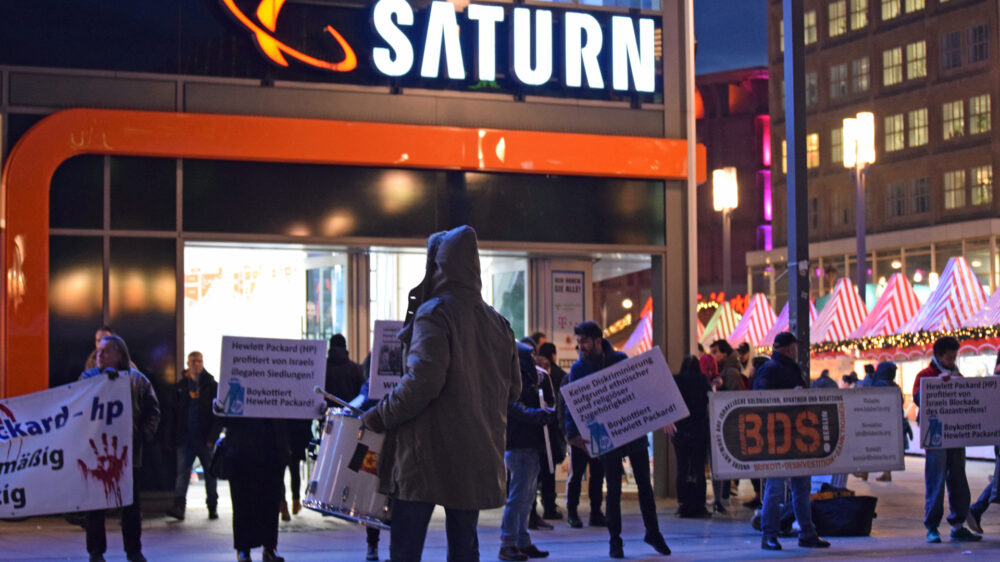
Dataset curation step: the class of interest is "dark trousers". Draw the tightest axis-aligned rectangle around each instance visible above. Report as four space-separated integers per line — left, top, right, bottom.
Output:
230 463 283 551
390 499 479 562
538 456 557 512
566 446 604 514
283 460 302 501
602 437 660 540
174 441 218 509
367 526 381 546
671 429 707 515
85 477 142 556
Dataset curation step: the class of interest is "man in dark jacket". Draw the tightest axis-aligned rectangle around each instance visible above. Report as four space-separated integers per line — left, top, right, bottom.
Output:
708 339 744 511
167 351 220 521
670 355 711 518
564 321 670 559
324 334 365 402
498 342 555 561
79 335 160 562
753 332 829 551
361 226 521 562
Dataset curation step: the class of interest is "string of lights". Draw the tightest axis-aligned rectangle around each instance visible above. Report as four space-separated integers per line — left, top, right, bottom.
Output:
755 325 1000 356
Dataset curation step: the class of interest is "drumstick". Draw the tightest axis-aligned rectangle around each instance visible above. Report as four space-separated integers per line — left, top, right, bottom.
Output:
314 386 365 416
539 389 555 474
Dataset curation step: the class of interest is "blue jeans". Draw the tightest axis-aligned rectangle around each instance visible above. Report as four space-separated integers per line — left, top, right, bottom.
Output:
761 476 816 540
500 449 540 548
390 499 480 562
924 447 970 530
174 441 217 510
971 447 1000 518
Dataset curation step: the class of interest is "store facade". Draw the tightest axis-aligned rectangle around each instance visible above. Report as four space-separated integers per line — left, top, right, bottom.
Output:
2 0 702 493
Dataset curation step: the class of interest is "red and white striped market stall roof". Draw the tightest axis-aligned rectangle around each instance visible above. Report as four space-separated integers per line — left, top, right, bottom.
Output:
762 299 817 347
621 304 653 357
697 319 705 342
849 273 922 338
811 278 868 344
963 286 1000 328
699 301 741 347
897 257 986 334
727 293 777 347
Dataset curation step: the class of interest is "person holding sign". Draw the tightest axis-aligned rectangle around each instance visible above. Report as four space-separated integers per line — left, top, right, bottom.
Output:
563 321 671 559
752 332 829 551
359 226 522 562
966 355 1000 535
79 334 160 562
913 336 981 544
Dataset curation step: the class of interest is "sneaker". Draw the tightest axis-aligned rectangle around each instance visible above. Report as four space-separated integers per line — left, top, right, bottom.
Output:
926 528 942 543
208 508 219 520
589 511 607 527
712 502 727 514
518 544 550 559
761 536 782 551
366 544 379 561
166 506 185 521
609 538 624 559
237 550 251 562
950 527 983 542
498 546 528 561
967 511 984 535
643 532 671 555
262 548 285 562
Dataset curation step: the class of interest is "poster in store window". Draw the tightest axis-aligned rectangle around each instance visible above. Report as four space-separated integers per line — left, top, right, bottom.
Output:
552 271 585 369
369 320 406 400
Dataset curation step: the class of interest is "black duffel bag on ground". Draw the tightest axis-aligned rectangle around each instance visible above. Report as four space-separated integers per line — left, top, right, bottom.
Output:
811 495 878 536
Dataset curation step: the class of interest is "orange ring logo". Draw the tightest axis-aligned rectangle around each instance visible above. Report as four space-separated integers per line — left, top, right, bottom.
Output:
221 0 357 72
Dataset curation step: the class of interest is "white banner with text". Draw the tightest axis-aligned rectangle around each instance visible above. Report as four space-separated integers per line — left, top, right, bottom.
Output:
1 375 133 518
217 336 325 419
708 387 904 479
560 347 688 457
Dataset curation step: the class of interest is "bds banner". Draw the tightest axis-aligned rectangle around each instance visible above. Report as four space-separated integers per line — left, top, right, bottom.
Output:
560 347 689 457
919 376 1000 449
708 387 904 479
0 374 133 518
217 336 326 419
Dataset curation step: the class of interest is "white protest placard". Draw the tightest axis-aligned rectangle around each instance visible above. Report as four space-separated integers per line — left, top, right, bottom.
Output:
708 387 904 479
369 320 405 400
217 336 325 419
919 376 1000 449
1 374 133 517
552 271 585 370
560 347 688 457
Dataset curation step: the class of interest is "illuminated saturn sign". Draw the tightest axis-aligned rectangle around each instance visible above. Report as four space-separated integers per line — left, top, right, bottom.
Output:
220 0 659 94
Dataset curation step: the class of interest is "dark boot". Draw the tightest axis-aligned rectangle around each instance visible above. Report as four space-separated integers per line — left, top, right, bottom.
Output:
567 508 583 528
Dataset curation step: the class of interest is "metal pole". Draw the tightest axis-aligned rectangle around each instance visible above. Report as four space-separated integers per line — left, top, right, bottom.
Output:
783 0 810 381
723 209 732 298
855 164 867 308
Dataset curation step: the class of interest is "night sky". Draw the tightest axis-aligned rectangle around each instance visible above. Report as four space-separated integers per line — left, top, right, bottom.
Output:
695 0 768 75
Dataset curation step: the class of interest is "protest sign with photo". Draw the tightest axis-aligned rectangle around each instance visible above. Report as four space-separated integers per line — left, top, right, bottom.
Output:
368 320 406 400
559 347 688 457
708 387 904 479
1 374 133 518
217 336 325 419
919 376 1000 449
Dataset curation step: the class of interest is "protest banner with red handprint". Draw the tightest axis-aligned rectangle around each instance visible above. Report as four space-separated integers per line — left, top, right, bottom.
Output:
0 375 132 518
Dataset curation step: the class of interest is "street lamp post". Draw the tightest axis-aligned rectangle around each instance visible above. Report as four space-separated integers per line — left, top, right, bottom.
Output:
713 167 739 299
842 113 875 309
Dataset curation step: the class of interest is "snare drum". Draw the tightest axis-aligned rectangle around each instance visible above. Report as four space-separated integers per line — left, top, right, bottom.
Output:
304 409 391 529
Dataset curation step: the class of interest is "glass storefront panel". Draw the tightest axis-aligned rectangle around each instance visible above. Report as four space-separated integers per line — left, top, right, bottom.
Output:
49 235 104 387
965 239 992 294
594 255 652 352
111 156 176 231
904 246 933 303
50 155 103 230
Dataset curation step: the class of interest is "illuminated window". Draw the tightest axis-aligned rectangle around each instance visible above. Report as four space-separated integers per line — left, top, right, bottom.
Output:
969 25 989 63
881 0 899 21
884 114 904 152
882 47 902 86
971 165 993 206
943 100 964 140
829 64 847 99
851 56 869 92
885 181 906 218
805 72 818 106
829 1 847 37
944 169 966 209
941 31 962 70
970 94 991 135
831 127 843 164
912 178 929 214
779 18 784 54
850 0 868 30
806 133 820 169
904 0 924 12
805 11 818 45
831 191 849 226
781 139 787 174
908 108 927 147
906 41 926 79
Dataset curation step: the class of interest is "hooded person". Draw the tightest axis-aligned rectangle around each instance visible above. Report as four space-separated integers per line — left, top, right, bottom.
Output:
868 361 911 482
360 226 522 562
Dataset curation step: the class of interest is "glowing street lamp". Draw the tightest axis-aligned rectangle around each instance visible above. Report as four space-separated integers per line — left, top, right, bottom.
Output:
843 112 875 308
713 166 739 298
